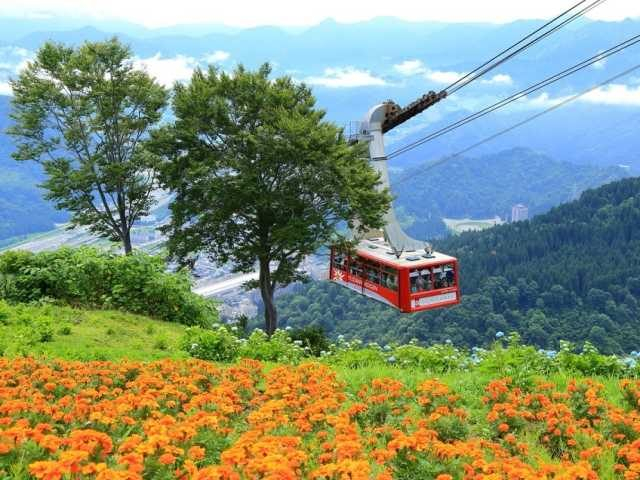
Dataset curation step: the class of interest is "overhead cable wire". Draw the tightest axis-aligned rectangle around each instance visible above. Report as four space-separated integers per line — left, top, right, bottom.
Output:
391 63 640 187
387 34 640 159
442 0 590 92
444 0 609 95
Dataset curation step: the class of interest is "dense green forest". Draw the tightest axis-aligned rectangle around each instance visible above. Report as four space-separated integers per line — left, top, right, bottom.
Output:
394 147 630 239
277 176 640 354
0 96 67 241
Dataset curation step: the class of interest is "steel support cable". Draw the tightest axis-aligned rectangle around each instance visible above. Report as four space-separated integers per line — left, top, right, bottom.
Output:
387 34 640 159
443 0 590 93
392 63 640 188
445 0 608 95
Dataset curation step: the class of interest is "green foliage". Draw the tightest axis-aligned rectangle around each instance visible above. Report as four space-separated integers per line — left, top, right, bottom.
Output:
239 329 305 363
57 324 72 335
278 177 640 354
392 451 463 480
152 63 391 333
289 325 329 356
3 298 640 380
392 343 469 373
477 334 556 387
182 327 305 364
181 326 240 362
556 340 623 377
7 38 168 253
0 301 188 360
0 247 218 326
431 415 469 442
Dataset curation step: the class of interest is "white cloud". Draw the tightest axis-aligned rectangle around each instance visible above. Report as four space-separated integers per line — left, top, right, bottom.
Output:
482 73 513 85
518 92 568 108
393 59 511 87
134 54 197 86
203 50 230 64
393 60 427 76
425 69 464 84
581 84 640 106
0 46 31 58
518 84 640 109
304 67 386 88
392 59 463 84
0 46 33 75
0 82 12 95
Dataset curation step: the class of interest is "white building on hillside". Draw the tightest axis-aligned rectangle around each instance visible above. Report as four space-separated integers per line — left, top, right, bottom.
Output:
511 204 529 222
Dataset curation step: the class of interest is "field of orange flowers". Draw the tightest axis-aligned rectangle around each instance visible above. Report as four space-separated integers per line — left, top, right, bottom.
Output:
1 357 640 479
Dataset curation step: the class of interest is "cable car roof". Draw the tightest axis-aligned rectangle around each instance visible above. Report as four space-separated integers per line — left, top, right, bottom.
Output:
354 237 457 267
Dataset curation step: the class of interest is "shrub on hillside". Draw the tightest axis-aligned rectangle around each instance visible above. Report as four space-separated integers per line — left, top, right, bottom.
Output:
182 327 305 363
181 326 239 362
0 248 217 326
239 329 305 363
289 325 329 357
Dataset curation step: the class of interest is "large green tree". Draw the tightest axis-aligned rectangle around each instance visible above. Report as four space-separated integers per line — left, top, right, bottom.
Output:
153 64 390 334
8 38 167 253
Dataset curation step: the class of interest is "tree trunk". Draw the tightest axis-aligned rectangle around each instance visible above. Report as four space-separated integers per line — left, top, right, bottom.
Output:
122 228 133 255
259 258 277 335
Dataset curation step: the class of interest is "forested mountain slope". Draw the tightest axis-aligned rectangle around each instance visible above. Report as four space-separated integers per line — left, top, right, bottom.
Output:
394 147 629 239
439 175 640 297
277 176 640 353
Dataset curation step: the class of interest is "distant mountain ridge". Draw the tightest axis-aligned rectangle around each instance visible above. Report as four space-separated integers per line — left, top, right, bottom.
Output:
394 147 630 240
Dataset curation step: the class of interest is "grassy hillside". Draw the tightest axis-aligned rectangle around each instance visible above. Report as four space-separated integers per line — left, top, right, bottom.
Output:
0 302 188 360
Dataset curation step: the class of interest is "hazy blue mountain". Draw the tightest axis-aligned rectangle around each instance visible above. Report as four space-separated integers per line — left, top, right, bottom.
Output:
0 95 67 242
386 103 640 170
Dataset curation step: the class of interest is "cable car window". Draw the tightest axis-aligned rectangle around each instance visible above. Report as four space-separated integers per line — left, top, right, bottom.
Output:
443 263 456 287
380 266 398 291
333 254 346 271
433 264 456 289
350 260 363 278
410 268 433 292
366 265 380 284
422 268 434 290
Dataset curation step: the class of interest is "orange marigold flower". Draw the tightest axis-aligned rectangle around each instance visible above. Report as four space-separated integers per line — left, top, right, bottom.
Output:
188 446 206 460
159 453 176 465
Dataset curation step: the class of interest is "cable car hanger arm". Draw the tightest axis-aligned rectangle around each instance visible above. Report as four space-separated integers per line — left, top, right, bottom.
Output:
380 90 448 134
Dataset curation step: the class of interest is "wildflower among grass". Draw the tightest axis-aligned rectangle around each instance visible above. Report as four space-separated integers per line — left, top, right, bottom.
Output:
0 357 636 478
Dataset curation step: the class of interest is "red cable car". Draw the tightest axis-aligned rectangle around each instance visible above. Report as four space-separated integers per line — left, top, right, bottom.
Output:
330 237 460 313
331 96 461 312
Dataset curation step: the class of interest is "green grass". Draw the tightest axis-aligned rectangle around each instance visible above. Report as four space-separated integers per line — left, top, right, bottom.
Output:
0 302 189 361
